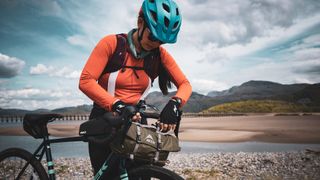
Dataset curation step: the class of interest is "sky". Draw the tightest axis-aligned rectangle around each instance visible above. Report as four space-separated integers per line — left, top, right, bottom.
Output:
0 0 320 110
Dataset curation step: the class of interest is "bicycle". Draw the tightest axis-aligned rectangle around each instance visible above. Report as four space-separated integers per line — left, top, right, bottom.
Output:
0 105 184 180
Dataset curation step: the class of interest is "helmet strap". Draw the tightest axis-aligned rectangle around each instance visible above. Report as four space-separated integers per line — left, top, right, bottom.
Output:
137 25 149 52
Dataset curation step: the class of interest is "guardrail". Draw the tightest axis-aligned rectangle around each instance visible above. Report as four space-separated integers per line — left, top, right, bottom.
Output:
0 114 90 123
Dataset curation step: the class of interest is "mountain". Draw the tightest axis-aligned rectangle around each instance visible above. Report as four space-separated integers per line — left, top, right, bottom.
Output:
1 81 319 115
292 83 320 110
207 80 309 100
147 80 319 113
145 91 210 112
51 104 92 114
0 105 92 116
0 108 51 116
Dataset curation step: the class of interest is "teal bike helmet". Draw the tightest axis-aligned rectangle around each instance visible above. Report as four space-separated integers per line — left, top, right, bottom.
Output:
142 0 182 43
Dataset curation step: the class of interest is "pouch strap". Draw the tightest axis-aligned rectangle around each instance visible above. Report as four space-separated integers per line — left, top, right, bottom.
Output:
132 125 142 158
157 132 162 150
154 132 162 162
133 143 140 155
154 151 160 162
136 125 141 142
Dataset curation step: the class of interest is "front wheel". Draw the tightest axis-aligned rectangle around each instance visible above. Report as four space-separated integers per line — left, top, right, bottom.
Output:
126 165 184 180
0 148 48 180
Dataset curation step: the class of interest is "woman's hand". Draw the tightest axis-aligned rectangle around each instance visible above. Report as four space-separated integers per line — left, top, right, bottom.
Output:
158 122 176 132
132 112 141 122
159 99 181 132
113 110 141 122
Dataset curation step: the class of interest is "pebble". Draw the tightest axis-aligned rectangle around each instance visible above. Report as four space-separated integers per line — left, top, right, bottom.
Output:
49 151 320 179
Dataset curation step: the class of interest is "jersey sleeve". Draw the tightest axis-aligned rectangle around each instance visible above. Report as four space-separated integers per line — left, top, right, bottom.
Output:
79 35 118 111
159 47 192 107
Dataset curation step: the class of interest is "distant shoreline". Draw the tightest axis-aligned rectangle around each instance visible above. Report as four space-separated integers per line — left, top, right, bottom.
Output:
1 115 320 144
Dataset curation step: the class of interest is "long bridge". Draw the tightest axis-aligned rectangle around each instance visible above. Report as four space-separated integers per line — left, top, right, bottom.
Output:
0 113 247 123
0 114 90 123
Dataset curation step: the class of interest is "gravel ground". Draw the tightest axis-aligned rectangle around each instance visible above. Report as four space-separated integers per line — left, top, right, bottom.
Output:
48 150 320 180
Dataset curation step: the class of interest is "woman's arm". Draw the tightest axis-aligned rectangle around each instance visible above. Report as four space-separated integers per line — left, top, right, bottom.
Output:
159 47 192 107
79 35 118 111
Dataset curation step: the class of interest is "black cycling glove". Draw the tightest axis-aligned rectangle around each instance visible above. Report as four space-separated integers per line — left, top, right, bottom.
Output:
160 99 181 125
112 100 127 115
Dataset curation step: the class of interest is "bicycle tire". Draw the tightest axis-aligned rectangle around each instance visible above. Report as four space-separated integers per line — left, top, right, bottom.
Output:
125 165 184 180
0 148 48 180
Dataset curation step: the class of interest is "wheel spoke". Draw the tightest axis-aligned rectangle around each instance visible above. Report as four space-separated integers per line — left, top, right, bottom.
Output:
1 148 47 180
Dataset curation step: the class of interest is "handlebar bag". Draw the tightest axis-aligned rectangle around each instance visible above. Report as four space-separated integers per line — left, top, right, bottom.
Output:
79 114 118 144
110 122 180 165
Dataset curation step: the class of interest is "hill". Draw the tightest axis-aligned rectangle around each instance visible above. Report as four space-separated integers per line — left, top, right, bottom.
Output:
51 104 92 114
145 91 210 112
207 80 309 101
0 105 92 116
1 81 319 115
146 81 319 113
203 100 308 113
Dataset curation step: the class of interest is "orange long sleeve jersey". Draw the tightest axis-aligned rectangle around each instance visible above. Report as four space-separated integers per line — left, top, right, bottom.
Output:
79 34 192 111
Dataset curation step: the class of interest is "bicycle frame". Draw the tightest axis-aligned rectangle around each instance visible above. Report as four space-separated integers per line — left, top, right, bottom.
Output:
13 105 170 179
18 134 128 180
24 135 84 180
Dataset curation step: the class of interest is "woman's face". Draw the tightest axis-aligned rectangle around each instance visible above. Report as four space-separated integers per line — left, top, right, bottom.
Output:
139 20 163 51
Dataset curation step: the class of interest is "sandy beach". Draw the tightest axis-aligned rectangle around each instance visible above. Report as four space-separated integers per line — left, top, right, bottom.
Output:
1 115 320 179
1 115 320 143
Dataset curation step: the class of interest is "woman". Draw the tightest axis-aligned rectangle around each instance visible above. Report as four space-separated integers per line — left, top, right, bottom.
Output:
79 0 192 177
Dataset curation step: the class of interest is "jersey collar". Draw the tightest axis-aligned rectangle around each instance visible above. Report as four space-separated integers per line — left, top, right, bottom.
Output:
127 28 152 59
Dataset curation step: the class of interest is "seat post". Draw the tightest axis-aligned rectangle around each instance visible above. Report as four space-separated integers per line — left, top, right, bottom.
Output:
43 128 56 180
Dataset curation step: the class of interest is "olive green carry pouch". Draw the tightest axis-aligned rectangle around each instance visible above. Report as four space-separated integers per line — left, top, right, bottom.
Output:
110 122 180 165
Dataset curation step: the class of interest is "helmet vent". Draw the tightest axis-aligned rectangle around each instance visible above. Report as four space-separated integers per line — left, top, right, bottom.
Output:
162 3 170 13
150 10 158 22
173 21 179 29
176 8 179 16
164 17 170 27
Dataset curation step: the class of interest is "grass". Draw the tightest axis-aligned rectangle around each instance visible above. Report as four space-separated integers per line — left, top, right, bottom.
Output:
203 100 310 113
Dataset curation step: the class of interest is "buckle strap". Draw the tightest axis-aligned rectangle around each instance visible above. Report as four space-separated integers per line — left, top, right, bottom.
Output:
157 132 162 150
132 125 141 159
136 125 141 142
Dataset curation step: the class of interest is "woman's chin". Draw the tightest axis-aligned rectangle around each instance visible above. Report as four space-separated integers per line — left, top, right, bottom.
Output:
142 42 160 51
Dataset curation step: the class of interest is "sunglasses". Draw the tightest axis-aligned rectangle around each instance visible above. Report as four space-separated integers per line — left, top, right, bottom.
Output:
144 22 163 44
148 32 163 44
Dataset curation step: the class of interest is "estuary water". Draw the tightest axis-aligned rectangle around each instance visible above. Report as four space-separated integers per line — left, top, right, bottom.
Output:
1 136 320 158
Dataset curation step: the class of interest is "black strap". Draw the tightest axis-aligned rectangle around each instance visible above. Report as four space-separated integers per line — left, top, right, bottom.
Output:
99 34 127 80
97 33 170 93
121 66 144 79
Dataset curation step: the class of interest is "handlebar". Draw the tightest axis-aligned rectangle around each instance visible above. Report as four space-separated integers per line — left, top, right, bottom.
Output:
104 105 160 128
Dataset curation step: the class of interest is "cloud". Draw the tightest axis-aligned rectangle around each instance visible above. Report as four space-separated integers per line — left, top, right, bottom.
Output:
301 65 320 75
191 79 229 94
0 53 25 78
30 64 54 75
30 64 81 79
67 34 90 48
180 0 320 47
0 87 90 110
29 0 63 17
1 88 69 99
290 48 320 78
1 0 320 110
57 1 140 47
